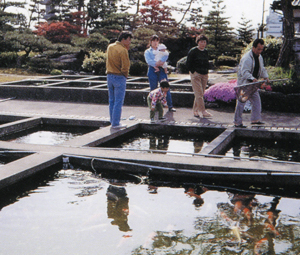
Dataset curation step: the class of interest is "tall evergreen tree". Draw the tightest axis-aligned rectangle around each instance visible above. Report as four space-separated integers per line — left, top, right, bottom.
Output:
237 15 255 44
87 0 118 29
27 0 45 28
0 0 26 32
202 0 236 59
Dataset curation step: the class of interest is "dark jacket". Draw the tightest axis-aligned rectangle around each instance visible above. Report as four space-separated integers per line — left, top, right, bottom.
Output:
186 47 209 75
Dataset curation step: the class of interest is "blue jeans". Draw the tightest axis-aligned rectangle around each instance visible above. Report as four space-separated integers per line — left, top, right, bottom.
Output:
147 66 173 109
107 74 126 126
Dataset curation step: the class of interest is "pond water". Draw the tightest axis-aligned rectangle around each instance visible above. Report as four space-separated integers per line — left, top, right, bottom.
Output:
1 126 97 145
99 133 215 155
1 168 300 255
224 137 300 162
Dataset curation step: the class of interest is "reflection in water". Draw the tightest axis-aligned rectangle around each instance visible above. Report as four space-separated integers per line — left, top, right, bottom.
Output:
184 185 207 208
227 138 300 162
106 185 131 232
1 169 300 254
149 135 169 152
134 191 287 254
112 133 211 155
193 141 204 154
1 126 96 145
11 131 77 145
217 193 282 254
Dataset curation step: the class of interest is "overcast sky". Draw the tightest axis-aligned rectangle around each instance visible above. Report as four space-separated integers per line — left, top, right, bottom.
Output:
8 0 276 31
170 0 275 31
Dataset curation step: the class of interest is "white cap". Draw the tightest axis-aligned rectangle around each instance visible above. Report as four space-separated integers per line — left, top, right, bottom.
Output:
157 44 167 51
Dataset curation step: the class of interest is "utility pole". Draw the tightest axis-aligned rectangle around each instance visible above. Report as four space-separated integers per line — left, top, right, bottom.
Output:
261 0 266 38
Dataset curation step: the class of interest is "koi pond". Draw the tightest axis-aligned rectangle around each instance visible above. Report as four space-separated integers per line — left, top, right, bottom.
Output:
1 125 97 145
98 133 217 155
224 137 300 162
0 167 300 255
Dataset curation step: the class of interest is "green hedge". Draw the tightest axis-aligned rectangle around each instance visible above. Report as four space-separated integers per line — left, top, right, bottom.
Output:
216 55 238 67
130 60 148 76
27 57 53 73
176 56 189 74
82 51 148 76
0 52 18 67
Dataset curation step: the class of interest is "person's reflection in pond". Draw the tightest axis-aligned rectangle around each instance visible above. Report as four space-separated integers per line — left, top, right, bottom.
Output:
184 185 208 208
106 184 131 232
232 144 241 157
149 136 157 150
149 135 169 153
147 185 158 194
265 197 281 236
157 136 169 150
194 141 203 154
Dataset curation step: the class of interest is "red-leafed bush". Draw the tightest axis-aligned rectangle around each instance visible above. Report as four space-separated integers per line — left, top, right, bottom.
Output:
34 21 82 44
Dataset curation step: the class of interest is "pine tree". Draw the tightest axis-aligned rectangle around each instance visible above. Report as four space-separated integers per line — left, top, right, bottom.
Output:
202 0 236 59
27 0 45 28
87 0 133 34
237 15 255 44
0 0 26 32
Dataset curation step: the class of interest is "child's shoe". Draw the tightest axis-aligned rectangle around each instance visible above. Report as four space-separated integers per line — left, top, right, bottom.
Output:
150 118 155 123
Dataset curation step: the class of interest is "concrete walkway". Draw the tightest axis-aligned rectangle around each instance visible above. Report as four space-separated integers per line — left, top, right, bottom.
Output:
0 97 299 189
0 99 299 129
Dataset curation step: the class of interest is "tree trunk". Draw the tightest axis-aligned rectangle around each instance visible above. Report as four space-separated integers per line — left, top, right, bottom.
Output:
275 0 294 68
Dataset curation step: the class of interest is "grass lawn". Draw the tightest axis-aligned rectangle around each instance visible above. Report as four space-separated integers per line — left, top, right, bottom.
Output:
0 68 48 83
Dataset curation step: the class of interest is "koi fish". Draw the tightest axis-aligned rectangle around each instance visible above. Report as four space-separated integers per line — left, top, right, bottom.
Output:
220 211 242 244
122 208 129 214
231 225 241 244
220 211 234 225
264 222 280 236
267 211 276 225
117 233 133 247
243 207 252 221
122 235 132 238
254 237 268 255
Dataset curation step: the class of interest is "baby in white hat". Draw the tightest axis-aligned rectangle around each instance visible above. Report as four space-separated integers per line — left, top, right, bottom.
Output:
154 43 169 73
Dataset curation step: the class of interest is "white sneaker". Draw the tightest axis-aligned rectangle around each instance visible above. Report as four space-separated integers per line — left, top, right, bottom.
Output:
150 118 155 123
111 123 127 129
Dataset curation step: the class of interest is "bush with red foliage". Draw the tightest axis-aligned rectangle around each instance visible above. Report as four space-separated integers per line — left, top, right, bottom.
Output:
34 21 83 44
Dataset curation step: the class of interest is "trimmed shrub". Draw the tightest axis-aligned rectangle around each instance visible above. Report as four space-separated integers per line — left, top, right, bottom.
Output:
27 56 53 73
176 56 188 74
50 69 62 75
267 66 300 94
130 60 148 76
82 50 107 75
0 52 18 67
216 55 238 67
86 33 109 51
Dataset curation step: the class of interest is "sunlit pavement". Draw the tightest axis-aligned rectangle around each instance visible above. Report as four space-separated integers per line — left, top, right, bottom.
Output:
0 99 299 129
